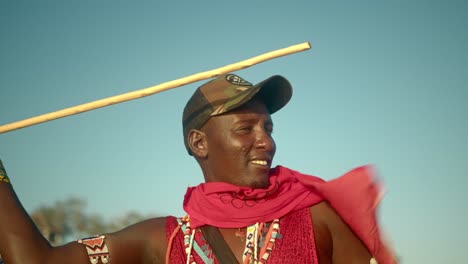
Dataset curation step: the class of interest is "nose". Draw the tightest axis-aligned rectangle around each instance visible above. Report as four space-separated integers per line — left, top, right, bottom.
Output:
254 128 275 153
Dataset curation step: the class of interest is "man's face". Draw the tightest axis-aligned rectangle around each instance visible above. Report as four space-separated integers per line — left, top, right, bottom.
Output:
201 99 276 188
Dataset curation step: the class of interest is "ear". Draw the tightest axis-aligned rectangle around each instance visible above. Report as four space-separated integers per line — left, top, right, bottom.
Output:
188 129 208 158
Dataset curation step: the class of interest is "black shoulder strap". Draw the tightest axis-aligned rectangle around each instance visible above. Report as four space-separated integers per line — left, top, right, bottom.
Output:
200 225 239 264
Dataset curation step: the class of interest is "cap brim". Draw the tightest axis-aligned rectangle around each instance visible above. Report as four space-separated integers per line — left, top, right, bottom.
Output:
211 75 292 116
254 75 293 114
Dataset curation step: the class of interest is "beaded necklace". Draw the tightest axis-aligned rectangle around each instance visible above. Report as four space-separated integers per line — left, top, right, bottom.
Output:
242 219 280 264
179 216 280 264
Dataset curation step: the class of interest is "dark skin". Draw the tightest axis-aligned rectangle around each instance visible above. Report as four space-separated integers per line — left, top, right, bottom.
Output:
0 99 372 263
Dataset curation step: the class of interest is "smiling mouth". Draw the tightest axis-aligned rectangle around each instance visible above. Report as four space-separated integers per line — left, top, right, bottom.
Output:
250 160 268 166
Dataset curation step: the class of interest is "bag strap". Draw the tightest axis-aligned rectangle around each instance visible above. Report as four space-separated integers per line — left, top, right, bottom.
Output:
200 225 239 264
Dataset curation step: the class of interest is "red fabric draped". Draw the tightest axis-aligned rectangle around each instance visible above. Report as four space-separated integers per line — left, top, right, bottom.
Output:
183 165 396 264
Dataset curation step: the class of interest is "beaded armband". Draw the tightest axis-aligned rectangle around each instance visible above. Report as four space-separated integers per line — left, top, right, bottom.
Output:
0 160 10 184
77 235 110 264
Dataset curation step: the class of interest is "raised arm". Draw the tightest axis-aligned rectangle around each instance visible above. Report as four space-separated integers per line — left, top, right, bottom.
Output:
0 159 167 264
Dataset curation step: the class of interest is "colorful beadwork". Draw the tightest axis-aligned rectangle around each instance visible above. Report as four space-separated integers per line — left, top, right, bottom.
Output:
179 216 280 264
0 160 10 183
179 216 197 264
243 219 280 264
77 235 110 264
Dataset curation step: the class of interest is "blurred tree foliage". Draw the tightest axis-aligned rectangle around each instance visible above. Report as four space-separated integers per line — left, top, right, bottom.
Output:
30 197 152 246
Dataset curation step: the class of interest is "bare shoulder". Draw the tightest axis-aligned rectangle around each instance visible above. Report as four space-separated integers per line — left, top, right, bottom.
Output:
310 202 372 264
310 202 333 264
310 201 345 227
105 216 169 264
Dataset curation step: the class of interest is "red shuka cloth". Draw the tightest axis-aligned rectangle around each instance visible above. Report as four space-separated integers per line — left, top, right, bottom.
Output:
166 207 319 264
183 165 397 264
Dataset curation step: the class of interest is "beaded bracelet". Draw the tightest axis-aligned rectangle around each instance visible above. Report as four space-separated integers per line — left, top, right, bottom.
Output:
0 160 10 184
77 235 110 264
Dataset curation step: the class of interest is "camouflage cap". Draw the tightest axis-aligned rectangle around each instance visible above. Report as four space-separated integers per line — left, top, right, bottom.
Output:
182 73 292 154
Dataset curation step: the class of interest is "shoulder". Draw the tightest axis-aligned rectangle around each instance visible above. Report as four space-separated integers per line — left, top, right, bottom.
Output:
309 201 349 242
310 201 343 228
309 202 372 263
309 202 333 263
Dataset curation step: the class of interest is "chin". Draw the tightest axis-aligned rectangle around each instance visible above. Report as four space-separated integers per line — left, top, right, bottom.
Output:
236 168 271 188
246 177 270 189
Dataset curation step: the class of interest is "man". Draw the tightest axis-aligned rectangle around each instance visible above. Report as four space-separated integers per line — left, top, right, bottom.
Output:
0 74 396 263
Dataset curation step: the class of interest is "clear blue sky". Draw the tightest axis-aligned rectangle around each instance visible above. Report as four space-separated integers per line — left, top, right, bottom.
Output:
1 1 467 263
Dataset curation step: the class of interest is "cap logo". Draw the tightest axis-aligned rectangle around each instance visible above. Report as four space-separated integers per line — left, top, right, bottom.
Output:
225 74 252 86
235 86 249 92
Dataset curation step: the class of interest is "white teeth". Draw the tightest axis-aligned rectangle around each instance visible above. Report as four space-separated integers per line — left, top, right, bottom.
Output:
251 160 267 165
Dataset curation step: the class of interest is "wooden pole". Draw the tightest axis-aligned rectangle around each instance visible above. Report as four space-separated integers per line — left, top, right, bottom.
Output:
0 42 311 134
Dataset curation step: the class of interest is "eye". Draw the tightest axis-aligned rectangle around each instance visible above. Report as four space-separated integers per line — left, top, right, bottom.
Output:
236 126 253 134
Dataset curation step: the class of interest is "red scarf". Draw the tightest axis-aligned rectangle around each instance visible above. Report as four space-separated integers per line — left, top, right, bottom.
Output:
183 165 397 264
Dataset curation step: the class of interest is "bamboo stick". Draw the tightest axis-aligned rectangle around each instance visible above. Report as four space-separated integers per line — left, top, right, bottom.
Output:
0 42 311 134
